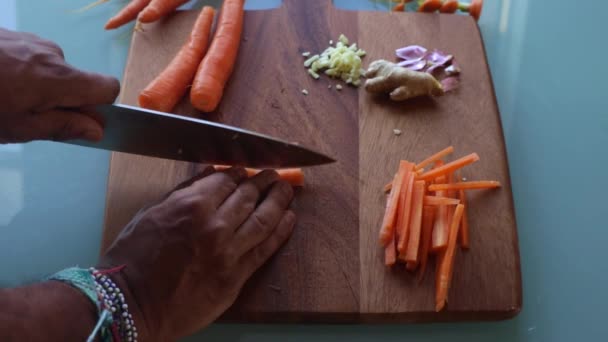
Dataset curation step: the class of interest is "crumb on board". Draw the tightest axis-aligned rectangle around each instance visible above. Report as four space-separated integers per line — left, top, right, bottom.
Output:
328 85 332 89
393 129 402 136
462 177 467 181
329 40 333 45
302 51 311 57
268 285 282 292
336 84 343 90
301 89 309 95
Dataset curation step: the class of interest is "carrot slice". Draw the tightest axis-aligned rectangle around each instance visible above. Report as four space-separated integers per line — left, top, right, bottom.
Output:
379 161 409 246
435 204 464 312
405 180 426 263
415 146 454 170
191 0 245 112
459 189 470 249
104 0 152 30
428 181 501 192
395 163 415 241
431 175 448 251
417 205 436 283
139 6 215 112
397 172 416 253
423 196 460 206
418 153 480 181
213 165 304 186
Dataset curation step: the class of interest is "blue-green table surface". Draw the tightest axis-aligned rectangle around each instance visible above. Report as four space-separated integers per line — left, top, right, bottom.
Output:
1 0 606 341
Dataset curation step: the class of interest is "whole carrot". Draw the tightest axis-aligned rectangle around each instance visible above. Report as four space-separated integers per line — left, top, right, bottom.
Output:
138 0 190 23
191 0 245 112
105 0 152 30
468 0 483 21
139 6 216 112
418 0 443 12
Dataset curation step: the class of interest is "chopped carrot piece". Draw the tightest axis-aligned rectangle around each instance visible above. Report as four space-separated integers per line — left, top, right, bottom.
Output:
428 181 501 192
213 165 304 186
418 153 480 181
435 204 464 312
459 189 470 249
431 175 448 251
406 260 418 271
385 227 397 266
379 162 409 246
415 146 454 170
383 181 393 193
405 180 426 263
397 172 416 253
395 163 415 243
417 205 436 283
423 196 460 206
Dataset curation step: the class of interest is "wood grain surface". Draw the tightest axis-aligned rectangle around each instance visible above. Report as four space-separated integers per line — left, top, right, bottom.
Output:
101 0 521 322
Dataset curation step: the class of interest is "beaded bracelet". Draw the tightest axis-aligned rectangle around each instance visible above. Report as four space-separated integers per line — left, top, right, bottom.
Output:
48 266 138 342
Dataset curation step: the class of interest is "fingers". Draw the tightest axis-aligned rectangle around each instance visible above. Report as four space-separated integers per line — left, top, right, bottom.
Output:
238 210 296 280
187 167 248 208
48 66 120 109
231 180 294 254
214 170 280 231
15 109 104 142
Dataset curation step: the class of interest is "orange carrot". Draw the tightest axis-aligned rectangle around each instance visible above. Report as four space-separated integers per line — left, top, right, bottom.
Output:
418 153 480 181
393 2 405 11
397 172 416 253
417 205 436 283
383 180 393 193
104 0 152 30
435 204 464 312
138 6 215 112
213 165 304 186
138 0 189 23
431 176 449 251
191 0 245 112
418 0 443 12
385 221 398 265
428 181 501 192
406 260 418 271
379 162 409 246
440 0 459 13
459 188 470 248
415 146 454 170
405 180 426 263
395 163 414 241
468 0 483 21
423 196 460 206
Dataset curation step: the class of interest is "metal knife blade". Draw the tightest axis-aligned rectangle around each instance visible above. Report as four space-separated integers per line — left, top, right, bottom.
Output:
64 104 335 168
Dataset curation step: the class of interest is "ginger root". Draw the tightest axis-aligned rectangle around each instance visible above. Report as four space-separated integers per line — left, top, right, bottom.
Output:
364 60 444 101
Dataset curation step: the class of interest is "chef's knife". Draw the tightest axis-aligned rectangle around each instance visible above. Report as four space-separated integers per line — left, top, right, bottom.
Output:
64 104 335 168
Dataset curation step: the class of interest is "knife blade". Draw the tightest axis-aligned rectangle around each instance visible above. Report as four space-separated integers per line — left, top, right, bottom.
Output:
64 104 335 168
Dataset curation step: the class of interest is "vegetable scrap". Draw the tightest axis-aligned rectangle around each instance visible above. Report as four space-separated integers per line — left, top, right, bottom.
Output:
378 146 501 311
302 89 309 95
387 0 484 21
364 60 444 101
303 34 367 86
213 165 304 187
393 129 402 136
396 45 461 92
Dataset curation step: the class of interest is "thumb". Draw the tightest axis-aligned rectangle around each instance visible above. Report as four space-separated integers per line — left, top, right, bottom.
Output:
29 109 104 142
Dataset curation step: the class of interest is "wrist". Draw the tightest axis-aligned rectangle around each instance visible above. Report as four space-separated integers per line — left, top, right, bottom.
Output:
105 271 152 342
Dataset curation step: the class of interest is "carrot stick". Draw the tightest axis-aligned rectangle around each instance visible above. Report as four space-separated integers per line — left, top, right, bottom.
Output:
415 146 454 170
418 0 443 12
431 175 448 251
379 161 409 246
190 0 245 112
138 6 215 112
417 205 436 283
439 0 459 13
397 172 416 253
459 189 470 249
383 181 393 193
385 222 397 265
418 153 480 181
435 204 464 312
104 0 152 30
395 163 414 241
423 196 460 206
428 181 501 192
213 165 304 186
405 180 426 263
138 0 189 23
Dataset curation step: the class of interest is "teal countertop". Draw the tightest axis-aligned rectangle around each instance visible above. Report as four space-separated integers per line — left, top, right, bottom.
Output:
1 0 607 341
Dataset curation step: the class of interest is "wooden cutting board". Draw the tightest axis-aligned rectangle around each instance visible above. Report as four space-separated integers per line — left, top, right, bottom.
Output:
101 0 521 323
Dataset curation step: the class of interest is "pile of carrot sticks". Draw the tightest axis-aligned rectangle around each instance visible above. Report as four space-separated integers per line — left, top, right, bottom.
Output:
379 146 500 311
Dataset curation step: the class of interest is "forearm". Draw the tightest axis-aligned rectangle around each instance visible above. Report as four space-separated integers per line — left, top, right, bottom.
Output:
0 281 97 341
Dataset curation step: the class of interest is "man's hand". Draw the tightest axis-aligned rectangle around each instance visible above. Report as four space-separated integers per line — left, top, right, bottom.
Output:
0 28 119 143
100 167 296 341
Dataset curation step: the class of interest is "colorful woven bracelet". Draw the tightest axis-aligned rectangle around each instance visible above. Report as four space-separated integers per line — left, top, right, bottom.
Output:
47 266 138 342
